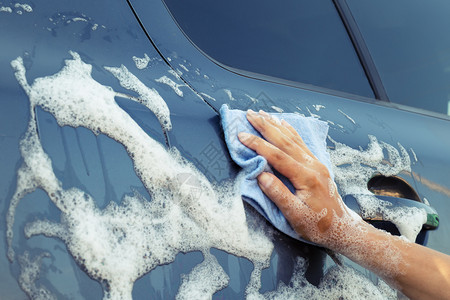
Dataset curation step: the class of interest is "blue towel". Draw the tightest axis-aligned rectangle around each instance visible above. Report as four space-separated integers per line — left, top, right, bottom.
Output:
220 104 334 242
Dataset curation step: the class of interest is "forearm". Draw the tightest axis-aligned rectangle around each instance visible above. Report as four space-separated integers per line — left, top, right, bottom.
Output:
336 221 450 300
239 110 450 299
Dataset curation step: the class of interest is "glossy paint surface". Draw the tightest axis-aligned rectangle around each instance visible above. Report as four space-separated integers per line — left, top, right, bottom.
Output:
0 0 449 298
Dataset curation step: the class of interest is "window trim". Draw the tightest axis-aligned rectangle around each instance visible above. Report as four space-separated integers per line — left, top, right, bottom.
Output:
332 0 389 102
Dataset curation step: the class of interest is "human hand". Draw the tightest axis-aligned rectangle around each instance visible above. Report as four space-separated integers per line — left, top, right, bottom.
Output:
239 110 450 299
238 109 363 250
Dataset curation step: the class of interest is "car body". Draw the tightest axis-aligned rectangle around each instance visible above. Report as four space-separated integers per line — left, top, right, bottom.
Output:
1 0 449 299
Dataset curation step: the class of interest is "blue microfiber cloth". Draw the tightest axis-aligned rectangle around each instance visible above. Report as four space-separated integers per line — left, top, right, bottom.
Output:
220 104 334 241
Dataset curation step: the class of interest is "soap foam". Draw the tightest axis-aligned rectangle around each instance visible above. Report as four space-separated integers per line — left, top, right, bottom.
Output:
14 3 32 13
132 53 151 70
223 89 235 101
155 75 184 97
176 251 229 300
105 64 172 131
18 251 56 300
329 135 427 241
7 52 273 299
6 51 407 299
247 258 396 300
0 6 12 13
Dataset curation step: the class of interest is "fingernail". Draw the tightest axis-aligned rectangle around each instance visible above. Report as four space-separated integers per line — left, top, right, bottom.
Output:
247 109 257 115
258 172 273 188
259 110 270 118
238 132 252 142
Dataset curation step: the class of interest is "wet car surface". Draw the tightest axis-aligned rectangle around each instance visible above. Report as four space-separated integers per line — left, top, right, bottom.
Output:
1 0 449 299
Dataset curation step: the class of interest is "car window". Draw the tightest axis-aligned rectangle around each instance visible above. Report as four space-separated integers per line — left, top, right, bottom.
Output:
347 0 450 116
163 0 374 98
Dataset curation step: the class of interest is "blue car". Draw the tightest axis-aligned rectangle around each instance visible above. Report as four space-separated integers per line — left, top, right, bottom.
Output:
0 0 448 299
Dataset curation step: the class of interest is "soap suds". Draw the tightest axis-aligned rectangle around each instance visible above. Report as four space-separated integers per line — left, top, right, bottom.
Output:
270 106 283 113
0 6 12 13
105 64 172 131
410 148 418 163
306 107 320 119
71 17 87 22
15 3 32 13
7 52 272 299
179 64 189 72
245 94 258 103
6 51 410 299
329 135 427 242
248 258 397 300
168 69 181 80
47 12 104 32
313 104 325 112
155 75 184 97
338 109 356 125
18 251 56 300
176 251 229 300
223 89 235 101
200 92 216 102
132 54 151 70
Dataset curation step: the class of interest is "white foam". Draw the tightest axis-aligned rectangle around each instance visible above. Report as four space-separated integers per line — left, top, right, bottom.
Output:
176 251 229 300
179 64 189 72
14 3 32 13
0 6 12 13
7 52 273 299
200 92 216 102
410 148 418 163
155 75 184 97
7 50 409 299
313 104 325 112
306 107 320 119
270 106 283 113
18 252 56 300
168 69 181 80
105 64 172 130
338 109 356 125
223 89 235 101
247 258 397 300
245 94 258 103
71 17 87 22
132 53 151 70
329 135 427 241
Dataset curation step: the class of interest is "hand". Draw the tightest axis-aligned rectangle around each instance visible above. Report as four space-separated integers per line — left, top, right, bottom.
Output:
238 109 363 250
238 110 450 300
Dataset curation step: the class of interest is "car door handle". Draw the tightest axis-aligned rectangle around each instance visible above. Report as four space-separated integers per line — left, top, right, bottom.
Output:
343 194 439 230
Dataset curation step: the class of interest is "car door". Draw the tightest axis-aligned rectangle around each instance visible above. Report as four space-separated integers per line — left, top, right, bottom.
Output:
129 0 450 295
1 0 449 299
0 0 223 299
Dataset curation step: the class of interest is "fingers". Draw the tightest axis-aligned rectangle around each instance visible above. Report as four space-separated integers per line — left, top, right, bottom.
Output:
238 132 309 188
246 110 315 160
257 172 309 225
